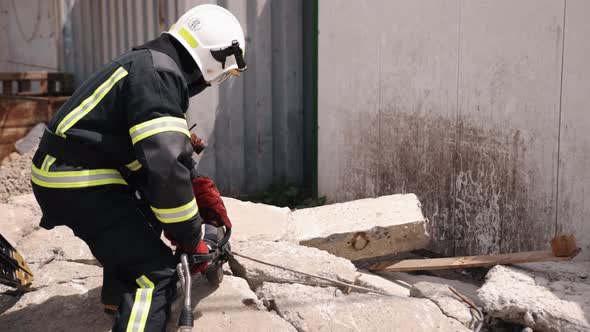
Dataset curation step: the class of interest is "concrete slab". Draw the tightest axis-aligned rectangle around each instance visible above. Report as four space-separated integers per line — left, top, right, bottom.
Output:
16 226 96 265
0 202 39 245
222 197 295 243
478 265 590 331
228 240 359 289
377 272 483 307
0 276 110 332
292 194 429 260
410 281 473 327
167 275 296 332
256 282 469 332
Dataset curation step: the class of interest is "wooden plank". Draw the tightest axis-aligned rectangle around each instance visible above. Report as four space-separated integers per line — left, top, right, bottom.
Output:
0 99 52 127
0 126 34 143
0 72 50 81
370 249 580 272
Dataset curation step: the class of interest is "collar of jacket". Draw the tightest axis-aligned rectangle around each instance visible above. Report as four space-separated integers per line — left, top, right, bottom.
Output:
134 34 204 88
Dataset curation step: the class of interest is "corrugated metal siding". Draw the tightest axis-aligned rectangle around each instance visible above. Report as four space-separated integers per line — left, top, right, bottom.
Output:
58 0 304 196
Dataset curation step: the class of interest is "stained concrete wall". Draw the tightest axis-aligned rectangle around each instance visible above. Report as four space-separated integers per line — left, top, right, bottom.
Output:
318 0 589 259
0 0 59 72
557 0 590 260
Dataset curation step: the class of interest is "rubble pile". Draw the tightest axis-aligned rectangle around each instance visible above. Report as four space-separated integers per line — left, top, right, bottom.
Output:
0 191 588 331
0 150 35 203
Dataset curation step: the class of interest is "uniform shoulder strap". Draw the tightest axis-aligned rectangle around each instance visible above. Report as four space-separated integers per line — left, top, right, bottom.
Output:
149 49 187 85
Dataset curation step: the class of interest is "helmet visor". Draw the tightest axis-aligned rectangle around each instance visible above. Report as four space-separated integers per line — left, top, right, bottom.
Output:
207 72 231 86
207 69 241 86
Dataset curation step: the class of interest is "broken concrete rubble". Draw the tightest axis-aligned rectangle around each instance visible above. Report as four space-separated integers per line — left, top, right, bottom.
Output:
229 240 360 289
292 194 430 260
478 264 590 332
0 149 35 203
16 226 97 266
0 201 39 245
229 240 410 297
8 188 587 331
410 281 474 327
256 282 470 332
166 275 297 332
380 271 484 307
0 277 111 332
354 271 410 297
222 197 295 243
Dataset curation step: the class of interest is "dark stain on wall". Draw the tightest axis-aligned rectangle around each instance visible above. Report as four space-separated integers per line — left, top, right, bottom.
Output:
340 109 550 256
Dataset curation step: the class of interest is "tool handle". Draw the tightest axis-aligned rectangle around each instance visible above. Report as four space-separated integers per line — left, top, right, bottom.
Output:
177 305 194 330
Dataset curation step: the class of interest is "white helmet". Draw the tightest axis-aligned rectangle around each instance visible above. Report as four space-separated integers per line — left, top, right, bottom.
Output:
165 4 247 85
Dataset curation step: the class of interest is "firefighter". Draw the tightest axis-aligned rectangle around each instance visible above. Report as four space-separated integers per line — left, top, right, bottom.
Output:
30 4 244 331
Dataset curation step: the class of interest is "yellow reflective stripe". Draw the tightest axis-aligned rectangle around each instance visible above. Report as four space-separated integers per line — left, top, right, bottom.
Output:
45 156 56 171
150 198 198 223
41 155 56 172
126 275 154 332
56 67 128 137
136 275 155 289
178 27 198 48
126 160 142 172
31 165 127 188
129 116 190 145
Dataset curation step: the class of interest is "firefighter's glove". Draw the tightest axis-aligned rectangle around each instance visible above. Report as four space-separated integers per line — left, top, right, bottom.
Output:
192 176 232 228
164 232 209 275
184 240 210 275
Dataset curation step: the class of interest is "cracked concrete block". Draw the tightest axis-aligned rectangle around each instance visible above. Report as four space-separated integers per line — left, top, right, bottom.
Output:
28 260 102 289
222 197 295 243
292 194 429 260
478 265 590 331
16 226 97 265
228 240 359 289
355 271 410 297
0 276 111 332
256 282 469 332
6 194 42 217
410 281 473 327
378 272 483 307
0 202 39 245
167 275 296 332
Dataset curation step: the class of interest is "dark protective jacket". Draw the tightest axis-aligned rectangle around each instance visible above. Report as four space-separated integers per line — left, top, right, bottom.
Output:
32 35 208 248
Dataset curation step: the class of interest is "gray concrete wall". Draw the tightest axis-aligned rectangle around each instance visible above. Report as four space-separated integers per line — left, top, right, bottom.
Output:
0 0 59 72
1 0 304 196
319 0 589 259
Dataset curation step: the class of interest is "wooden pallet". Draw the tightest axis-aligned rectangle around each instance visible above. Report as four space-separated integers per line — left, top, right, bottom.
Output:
370 234 580 272
0 71 72 160
0 72 73 96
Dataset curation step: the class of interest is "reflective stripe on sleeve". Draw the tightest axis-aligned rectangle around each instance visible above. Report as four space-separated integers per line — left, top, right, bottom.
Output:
31 165 127 188
125 160 142 171
56 66 128 137
129 116 190 145
126 275 155 332
150 198 198 223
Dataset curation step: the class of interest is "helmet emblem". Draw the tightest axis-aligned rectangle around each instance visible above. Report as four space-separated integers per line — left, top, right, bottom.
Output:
188 17 202 31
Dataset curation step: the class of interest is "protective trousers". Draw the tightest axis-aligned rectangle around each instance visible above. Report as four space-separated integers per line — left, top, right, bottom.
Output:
32 183 178 332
